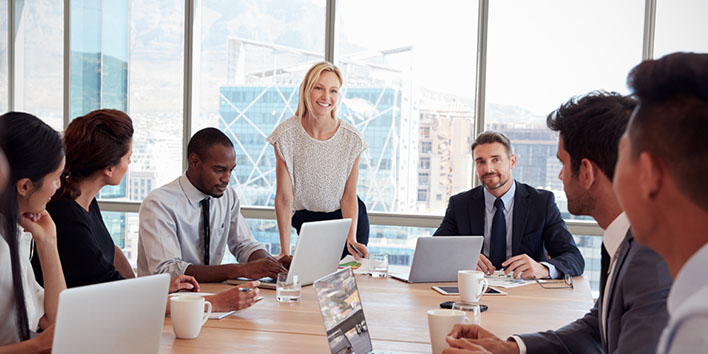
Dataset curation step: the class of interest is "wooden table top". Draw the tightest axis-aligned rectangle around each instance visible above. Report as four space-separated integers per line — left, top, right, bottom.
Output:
161 275 594 353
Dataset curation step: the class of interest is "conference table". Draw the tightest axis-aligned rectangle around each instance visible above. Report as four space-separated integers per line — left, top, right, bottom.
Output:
160 273 593 353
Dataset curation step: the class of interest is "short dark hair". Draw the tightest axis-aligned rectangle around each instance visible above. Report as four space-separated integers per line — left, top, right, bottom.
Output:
471 131 513 156
187 127 234 160
547 91 636 181
626 52 708 211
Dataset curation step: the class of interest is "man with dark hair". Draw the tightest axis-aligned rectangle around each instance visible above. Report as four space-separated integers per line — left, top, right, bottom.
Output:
138 128 289 283
439 91 673 354
435 131 583 279
614 52 708 354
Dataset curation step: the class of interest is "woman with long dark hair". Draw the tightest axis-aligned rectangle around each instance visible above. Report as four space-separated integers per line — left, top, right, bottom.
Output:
0 112 67 352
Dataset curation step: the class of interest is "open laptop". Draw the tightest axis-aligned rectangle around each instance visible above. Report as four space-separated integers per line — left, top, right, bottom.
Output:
390 236 483 283
52 273 170 354
315 267 416 354
228 218 351 289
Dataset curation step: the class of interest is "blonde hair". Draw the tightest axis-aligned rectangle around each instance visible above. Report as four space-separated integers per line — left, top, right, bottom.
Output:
295 61 343 120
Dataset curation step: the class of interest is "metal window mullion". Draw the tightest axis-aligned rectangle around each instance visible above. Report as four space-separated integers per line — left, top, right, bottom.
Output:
182 0 195 171
8 0 14 111
642 0 657 60
63 0 70 128
325 0 335 62
472 0 489 188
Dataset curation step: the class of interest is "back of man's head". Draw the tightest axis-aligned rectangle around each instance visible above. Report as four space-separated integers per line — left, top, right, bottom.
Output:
547 91 636 181
626 52 708 212
187 127 234 161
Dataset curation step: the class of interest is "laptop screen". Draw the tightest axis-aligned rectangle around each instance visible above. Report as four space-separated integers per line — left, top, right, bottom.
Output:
314 268 373 354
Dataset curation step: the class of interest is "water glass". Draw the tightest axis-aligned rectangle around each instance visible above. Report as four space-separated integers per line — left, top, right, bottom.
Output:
276 273 301 303
369 254 389 277
451 302 481 325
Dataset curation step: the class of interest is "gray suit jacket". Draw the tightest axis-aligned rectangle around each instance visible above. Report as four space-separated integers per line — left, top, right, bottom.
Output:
518 230 672 354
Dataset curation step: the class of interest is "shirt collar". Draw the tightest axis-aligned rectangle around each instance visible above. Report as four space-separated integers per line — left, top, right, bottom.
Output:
484 180 516 213
667 242 708 314
178 174 209 206
603 212 630 258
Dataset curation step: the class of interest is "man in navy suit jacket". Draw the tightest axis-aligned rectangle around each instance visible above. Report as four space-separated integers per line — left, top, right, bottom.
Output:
434 131 584 279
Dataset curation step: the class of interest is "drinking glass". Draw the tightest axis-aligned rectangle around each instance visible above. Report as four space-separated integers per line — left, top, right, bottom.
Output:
451 302 481 325
369 254 389 277
276 273 301 303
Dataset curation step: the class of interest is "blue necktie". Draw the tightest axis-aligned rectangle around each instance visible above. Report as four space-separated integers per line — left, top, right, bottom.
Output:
489 198 506 269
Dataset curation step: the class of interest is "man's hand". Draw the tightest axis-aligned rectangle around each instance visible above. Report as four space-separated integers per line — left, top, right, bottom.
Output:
277 255 292 270
502 254 549 279
444 324 519 354
476 254 495 275
207 281 260 312
169 275 200 293
239 257 288 280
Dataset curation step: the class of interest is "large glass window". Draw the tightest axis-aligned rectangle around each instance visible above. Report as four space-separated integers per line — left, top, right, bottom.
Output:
194 0 326 207
70 0 184 202
484 1 644 220
654 0 708 57
336 0 478 214
15 0 64 129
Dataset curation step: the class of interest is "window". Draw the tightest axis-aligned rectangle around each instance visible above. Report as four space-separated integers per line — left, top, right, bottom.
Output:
419 157 430 170
14 0 64 130
418 172 429 185
420 141 432 154
71 0 185 202
194 0 326 207
336 0 478 214
420 126 431 139
417 189 427 202
485 0 644 220
654 0 708 57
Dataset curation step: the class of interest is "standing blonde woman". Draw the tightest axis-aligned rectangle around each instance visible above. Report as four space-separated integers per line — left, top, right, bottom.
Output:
268 61 369 260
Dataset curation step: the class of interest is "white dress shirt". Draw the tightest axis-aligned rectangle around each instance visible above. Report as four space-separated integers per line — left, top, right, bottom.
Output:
511 212 629 354
600 212 630 343
657 243 708 354
0 229 44 345
137 174 265 277
483 182 558 278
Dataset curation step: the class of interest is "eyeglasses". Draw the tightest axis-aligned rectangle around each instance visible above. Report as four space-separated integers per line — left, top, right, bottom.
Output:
534 273 574 289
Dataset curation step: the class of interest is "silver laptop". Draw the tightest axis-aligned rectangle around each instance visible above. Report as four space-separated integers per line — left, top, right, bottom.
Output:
390 236 484 283
315 267 415 354
229 218 351 289
52 274 170 354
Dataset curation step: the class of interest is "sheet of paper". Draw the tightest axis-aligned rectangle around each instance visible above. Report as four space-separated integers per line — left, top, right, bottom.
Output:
338 255 370 274
485 270 535 288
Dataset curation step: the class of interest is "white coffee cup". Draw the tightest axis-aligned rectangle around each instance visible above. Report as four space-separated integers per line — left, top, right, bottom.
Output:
427 309 468 354
170 295 212 339
458 270 489 303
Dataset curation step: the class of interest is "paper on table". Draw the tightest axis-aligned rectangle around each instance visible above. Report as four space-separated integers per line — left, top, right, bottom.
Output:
485 270 535 288
338 255 370 274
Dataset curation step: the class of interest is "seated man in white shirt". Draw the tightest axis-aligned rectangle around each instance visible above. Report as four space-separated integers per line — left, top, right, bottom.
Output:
439 91 673 354
614 52 708 354
138 127 289 283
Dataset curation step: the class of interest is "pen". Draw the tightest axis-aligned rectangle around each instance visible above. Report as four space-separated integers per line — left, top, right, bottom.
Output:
349 242 364 258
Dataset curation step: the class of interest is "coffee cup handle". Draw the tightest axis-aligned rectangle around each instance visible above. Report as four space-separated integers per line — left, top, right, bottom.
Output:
201 301 212 326
479 278 489 296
